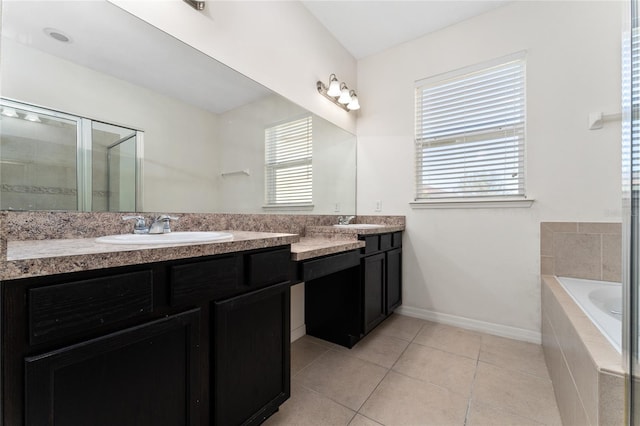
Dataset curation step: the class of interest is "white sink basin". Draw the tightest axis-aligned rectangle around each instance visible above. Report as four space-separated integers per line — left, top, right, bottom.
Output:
96 231 233 245
333 224 384 229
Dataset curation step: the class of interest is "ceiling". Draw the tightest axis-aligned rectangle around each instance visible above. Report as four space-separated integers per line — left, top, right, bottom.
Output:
2 1 513 115
301 1 511 59
2 1 272 114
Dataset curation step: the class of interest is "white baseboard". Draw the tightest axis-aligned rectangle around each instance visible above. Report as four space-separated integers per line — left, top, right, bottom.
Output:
396 305 541 344
291 324 306 342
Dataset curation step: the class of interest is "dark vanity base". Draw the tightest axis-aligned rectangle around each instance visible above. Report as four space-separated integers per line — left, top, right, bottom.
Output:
305 266 362 348
302 231 403 348
1 245 292 426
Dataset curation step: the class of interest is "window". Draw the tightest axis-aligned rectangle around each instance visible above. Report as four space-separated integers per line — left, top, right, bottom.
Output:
414 53 526 202
265 116 313 206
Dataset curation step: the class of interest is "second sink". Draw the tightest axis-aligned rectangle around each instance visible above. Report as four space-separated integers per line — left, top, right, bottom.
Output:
96 231 234 245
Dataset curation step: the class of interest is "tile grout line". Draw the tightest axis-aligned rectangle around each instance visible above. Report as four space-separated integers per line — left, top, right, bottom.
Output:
351 321 428 421
600 233 604 280
293 331 417 423
462 340 482 425
290 342 331 379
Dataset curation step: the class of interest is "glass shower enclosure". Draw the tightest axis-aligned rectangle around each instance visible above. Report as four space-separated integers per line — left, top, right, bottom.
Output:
0 98 142 211
625 0 640 422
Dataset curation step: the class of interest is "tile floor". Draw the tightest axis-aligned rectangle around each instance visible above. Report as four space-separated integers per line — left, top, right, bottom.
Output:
264 314 562 426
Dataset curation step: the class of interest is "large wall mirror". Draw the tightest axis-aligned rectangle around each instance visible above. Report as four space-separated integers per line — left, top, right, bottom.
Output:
0 0 356 215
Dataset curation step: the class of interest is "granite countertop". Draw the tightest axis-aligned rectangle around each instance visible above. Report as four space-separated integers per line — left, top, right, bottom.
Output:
290 224 405 261
0 211 406 281
305 224 405 236
290 237 365 261
2 230 299 280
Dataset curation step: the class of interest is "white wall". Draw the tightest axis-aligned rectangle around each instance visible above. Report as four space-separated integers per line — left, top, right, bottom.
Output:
109 0 357 135
2 38 221 213
357 1 623 342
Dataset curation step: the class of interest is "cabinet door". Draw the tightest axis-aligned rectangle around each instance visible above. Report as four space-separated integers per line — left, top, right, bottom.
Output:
362 253 386 334
24 309 201 426
386 248 402 313
212 281 290 426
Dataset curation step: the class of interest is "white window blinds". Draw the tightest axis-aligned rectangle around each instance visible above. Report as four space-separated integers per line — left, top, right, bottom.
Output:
415 54 526 200
265 116 313 205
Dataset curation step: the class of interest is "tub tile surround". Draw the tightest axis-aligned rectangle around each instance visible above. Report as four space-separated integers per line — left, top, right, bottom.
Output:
540 220 624 425
542 277 625 425
0 211 405 279
540 222 622 282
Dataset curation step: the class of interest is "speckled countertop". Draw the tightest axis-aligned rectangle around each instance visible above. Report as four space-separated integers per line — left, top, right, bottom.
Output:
290 238 365 261
306 224 405 237
0 211 406 281
3 231 299 280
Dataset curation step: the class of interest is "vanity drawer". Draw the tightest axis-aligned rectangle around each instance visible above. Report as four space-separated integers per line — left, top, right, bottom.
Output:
300 250 360 282
360 235 380 255
245 247 292 288
392 232 402 248
29 270 154 346
380 233 393 251
170 255 243 306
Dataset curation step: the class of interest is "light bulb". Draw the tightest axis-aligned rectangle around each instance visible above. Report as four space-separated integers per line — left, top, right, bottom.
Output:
347 92 360 111
1 108 18 118
327 74 341 97
25 113 41 122
338 85 351 104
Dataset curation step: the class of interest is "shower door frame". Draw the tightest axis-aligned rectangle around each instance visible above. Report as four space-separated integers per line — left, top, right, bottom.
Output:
624 0 639 423
0 98 143 212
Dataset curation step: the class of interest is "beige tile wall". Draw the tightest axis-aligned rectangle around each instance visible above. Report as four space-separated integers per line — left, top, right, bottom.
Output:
540 222 622 282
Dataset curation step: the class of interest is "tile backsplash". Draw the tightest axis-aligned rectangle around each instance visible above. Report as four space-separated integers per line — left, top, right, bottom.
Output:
540 222 621 282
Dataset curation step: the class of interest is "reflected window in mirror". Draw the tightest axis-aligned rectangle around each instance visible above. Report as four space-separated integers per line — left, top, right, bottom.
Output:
0 99 142 212
264 116 313 208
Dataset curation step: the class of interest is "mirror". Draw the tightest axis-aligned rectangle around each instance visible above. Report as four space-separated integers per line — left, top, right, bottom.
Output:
0 0 356 215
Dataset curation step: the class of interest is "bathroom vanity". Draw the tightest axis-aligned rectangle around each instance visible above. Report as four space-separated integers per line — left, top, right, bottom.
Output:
1 240 295 426
0 212 405 426
298 227 403 348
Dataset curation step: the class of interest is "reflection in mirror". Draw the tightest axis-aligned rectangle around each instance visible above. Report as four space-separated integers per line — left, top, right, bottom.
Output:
0 0 356 215
0 98 142 212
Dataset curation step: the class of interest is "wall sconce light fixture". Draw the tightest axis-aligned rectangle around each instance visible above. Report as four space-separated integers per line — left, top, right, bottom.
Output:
183 0 205 11
317 74 360 112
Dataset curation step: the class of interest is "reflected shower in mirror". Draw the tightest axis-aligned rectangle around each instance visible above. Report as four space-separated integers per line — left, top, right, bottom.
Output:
0 0 356 215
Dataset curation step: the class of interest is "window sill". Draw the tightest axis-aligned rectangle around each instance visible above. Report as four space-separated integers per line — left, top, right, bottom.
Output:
410 198 534 209
262 204 314 211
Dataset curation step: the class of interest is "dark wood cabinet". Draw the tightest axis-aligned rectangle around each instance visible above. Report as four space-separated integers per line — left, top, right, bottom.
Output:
359 231 403 335
212 281 290 426
362 252 386 334
1 245 292 426
303 231 403 348
386 247 402 313
25 309 201 426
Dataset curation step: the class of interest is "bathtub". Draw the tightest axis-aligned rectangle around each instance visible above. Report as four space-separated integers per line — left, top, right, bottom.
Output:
555 276 621 353
541 275 624 425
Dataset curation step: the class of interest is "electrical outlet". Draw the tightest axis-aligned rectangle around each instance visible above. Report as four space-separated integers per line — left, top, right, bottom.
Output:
375 200 382 212
334 203 340 212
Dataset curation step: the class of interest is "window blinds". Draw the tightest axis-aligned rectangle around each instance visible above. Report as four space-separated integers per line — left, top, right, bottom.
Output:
415 55 526 200
265 116 313 205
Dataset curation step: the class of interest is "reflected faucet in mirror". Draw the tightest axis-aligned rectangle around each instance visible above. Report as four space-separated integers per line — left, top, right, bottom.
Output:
337 215 355 225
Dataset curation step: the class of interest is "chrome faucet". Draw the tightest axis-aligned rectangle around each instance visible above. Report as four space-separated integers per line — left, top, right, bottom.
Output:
122 214 179 234
337 215 355 225
122 215 149 234
149 215 179 234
